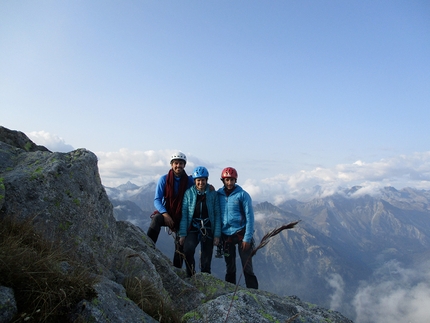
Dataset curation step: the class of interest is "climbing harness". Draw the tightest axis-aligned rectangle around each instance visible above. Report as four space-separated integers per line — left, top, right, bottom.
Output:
191 217 212 242
216 229 247 258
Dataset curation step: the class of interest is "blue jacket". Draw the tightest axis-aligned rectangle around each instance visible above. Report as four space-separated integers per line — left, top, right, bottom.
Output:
154 173 194 214
179 185 221 239
217 184 255 243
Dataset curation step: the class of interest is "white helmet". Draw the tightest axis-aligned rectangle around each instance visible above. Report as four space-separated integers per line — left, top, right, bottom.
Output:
170 151 187 164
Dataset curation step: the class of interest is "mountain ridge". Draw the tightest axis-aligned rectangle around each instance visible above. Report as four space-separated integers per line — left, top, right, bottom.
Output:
109 179 430 321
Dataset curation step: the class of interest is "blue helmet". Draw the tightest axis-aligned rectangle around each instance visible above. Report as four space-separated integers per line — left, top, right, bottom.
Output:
192 166 209 179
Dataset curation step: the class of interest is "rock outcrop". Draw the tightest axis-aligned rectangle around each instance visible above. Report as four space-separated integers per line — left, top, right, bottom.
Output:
0 126 353 323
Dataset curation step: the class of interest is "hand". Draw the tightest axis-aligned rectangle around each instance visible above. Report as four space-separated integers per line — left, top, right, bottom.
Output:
162 213 174 229
179 236 185 246
213 237 220 246
241 241 250 251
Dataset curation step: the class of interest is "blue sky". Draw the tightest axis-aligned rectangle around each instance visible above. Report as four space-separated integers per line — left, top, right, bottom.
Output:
2 1 430 202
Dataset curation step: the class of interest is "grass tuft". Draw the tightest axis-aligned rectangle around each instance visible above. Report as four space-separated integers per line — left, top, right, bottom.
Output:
123 275 181 323
0 215 97 322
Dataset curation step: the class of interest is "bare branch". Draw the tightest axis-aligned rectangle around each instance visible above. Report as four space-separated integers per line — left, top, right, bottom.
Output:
251 220 301 257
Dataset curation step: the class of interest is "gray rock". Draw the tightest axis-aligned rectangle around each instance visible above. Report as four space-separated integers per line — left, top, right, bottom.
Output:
0 286 17 323
70 277 157 323
182 285 353 323
0 126 50 152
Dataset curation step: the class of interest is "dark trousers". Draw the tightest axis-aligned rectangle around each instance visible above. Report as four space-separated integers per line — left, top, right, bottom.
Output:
147 212 183 268
223 234 258 289
183 231 214 277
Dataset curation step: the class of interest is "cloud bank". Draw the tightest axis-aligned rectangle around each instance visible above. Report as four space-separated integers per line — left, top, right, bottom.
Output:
96 149 215 188
28 131 74 153
352 260 430 323
27 131 430 202
94 149 430 202
249 152 430 203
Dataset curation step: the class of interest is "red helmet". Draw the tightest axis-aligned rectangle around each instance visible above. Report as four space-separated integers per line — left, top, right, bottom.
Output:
221 167 238 179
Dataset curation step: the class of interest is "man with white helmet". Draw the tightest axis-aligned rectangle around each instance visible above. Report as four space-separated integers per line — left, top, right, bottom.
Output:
147 151 194 268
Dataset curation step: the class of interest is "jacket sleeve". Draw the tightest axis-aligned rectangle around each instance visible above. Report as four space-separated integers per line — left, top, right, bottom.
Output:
213 192 221 238
242 191 255 243
154 175 167 214
179 189 191 237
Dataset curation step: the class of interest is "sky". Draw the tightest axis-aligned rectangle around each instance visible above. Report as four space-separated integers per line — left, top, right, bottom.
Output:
2 0 430 203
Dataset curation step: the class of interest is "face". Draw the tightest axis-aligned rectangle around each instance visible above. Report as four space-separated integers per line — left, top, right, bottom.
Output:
223 177 236 190
195 178 207 191
171 160 185 176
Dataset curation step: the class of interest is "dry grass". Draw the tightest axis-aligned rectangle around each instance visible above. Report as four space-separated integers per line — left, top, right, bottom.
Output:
0 216 97 323
123 275 181 323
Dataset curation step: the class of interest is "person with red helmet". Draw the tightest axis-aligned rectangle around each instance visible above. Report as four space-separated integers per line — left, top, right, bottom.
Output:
217 167 258 289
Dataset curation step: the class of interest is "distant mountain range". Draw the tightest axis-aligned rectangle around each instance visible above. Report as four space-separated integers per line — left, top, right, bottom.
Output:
106 182 430 321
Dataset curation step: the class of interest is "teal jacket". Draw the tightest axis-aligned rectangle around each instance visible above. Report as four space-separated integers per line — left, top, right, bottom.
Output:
179 185 221 239
217 184 255 243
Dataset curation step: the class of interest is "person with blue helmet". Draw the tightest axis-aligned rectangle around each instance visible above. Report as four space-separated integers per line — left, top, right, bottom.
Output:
217 167 258 289
179 166 221 277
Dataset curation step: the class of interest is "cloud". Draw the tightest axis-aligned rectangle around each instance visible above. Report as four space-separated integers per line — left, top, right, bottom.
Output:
251 152 430 203
352 260 430 323
96 149 167 187
327 273 345 311
96 149 215 187
242 179 263 198
254 211 267 222
28 131 74 152
93 148 430 202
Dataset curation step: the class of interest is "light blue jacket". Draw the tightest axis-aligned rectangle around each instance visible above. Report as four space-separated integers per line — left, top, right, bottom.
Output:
179 185 221 239
217 184 255 243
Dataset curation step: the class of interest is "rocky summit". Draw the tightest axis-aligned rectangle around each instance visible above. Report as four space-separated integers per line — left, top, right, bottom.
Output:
0 126 353 323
